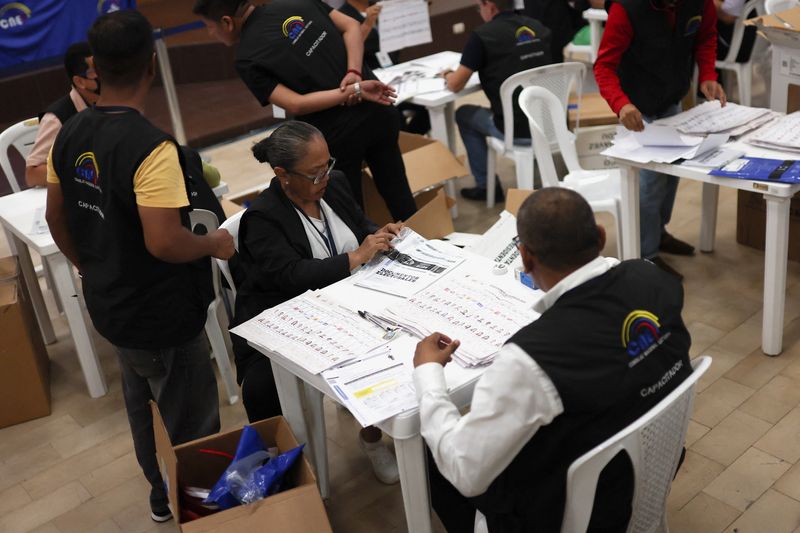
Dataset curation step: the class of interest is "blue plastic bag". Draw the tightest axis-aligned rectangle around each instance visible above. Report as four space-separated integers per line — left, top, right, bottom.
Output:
205 426 269 510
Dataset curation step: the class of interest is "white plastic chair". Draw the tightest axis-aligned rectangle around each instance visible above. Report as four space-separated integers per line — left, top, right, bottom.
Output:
519 86 624 258
189 209 239 405
216 209 244 303
715 0 765 106
765 0 798 12
0 117 39 193
486 62 586 208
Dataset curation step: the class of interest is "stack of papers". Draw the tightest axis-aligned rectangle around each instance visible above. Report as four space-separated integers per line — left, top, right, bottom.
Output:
602 124 729 164
467 211 522 270
355 228 465 298
374 65 447 103
322 348 417 427
657 101 776 137
379 273 539 367
229 292 388 375
748 112 800 154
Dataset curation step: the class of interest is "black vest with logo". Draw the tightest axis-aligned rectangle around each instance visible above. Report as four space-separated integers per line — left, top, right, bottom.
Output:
471 260 692 532
38 93 79 125
473 13 552 138
51 108 208 349
610 0 704 116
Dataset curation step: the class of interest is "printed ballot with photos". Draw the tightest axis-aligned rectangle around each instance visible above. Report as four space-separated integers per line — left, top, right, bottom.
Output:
232 227 542 428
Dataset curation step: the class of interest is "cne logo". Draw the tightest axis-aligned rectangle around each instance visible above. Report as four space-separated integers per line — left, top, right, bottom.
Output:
622 310 661 358
515 26 537 44
684 15 702 36
282 15 305 40
0 2 30 30
74 152 100 187
97 0 123 14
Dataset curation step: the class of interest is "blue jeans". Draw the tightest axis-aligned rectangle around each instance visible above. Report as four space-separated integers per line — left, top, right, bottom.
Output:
456 105 530 188
639 103 682 259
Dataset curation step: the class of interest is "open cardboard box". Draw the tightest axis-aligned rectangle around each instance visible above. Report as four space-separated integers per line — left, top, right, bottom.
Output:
362 132 467 226
746 7 800 48
152 403 332 532
746 7 800 112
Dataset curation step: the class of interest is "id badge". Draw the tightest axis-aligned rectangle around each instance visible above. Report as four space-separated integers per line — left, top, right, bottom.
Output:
376 51 393 68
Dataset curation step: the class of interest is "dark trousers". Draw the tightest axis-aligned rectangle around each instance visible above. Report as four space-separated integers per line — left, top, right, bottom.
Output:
240 356 283 423
115 332 220 513
328 105 417 222
427 449 479 533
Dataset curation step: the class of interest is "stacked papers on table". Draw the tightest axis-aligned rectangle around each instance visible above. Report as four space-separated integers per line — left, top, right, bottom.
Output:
378 273 539 367
322 348 418 427
657 101 776 137
602 124 729 164
748 112 800 154
374 65 447 103
229 292 388 375
355 227 465 298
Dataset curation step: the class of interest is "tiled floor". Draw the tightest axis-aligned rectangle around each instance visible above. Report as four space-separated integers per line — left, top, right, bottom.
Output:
3 63 800 531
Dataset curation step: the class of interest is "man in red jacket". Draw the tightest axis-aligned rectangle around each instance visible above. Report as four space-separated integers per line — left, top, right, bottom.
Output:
594 0 726 280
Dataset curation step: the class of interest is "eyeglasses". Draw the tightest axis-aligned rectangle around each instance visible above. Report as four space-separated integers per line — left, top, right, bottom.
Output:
289 157 336 185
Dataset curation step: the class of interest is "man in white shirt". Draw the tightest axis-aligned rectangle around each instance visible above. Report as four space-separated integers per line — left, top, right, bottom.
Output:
413 187 692 532
25 42 100 188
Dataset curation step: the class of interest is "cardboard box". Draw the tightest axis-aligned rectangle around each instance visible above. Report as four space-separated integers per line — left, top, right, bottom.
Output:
152 403 332 533
0 257 50 429
362 132 468 226
569 93 618 129
505 188 534 217
575 125 618 171
746 8 800 112
405 187 456 239
737 190 800 262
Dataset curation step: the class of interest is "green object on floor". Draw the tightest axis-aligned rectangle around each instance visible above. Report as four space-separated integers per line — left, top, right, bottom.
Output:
572 25 595 46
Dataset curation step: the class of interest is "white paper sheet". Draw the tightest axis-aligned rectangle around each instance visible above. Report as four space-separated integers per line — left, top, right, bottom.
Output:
378 0 433 53
632 125 703 147
230 292 387 375
657 101 772 135
681 147 745 168
467 211 522 270
355 228 465 298
749 111 800 151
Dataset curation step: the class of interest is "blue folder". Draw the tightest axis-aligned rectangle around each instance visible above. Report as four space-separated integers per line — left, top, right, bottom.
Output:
710 157 800 184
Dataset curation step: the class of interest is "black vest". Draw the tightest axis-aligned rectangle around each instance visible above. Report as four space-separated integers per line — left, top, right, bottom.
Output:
473 13 552 138
38 93 79 124
51 107 208 349
472 260 692 532
610 0 704 116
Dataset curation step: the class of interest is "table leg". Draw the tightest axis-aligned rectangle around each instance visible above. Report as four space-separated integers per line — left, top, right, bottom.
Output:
699 182 719 253
395 433 433 533
45 253 107 397
303 385 330 500
428 103 459 219
271 361 310 445
13 235 56 344
762 195 790 356
619 165 641 260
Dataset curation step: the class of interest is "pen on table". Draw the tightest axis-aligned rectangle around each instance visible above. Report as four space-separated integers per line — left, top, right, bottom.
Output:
358 310 398 338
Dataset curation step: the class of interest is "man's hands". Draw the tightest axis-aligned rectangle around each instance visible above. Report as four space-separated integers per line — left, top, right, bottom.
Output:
365 3 382 26
414 333 460 367
339 71 361 91
344 80 397 106
700 80 727 106
619 103 644 132
208 228 235 260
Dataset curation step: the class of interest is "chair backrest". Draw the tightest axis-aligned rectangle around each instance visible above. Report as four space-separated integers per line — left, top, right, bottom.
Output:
519 86 583 187
765 0 798 13
560 355 712 533
498 62 585 152
720 0 765 63
0 117 39 194
216 208 245 301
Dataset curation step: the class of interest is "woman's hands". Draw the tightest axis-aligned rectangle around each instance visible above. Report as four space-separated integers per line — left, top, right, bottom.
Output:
347 222 404 269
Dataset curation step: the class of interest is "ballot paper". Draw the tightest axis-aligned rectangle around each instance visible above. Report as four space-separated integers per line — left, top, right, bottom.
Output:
323 349 417 427
748 112 800 153
681 147 745 169
468 211 522 270
602 126 729 164
374 66 446 103
378 0 432 53
380 273 539 367
355 228 465 298
632 125 703 147
229 292 387 375
657 101 773 135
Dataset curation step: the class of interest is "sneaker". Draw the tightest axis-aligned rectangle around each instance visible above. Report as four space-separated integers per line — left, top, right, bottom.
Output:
359 435 400 485
150 507 173 523
650 255 683 281
460 182 504 202
659 231 695 256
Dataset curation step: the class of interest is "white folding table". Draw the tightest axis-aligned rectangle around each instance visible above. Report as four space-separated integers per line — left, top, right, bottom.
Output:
611 141 800 356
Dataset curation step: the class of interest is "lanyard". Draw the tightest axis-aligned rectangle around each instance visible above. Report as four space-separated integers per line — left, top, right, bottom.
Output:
296 203 337 257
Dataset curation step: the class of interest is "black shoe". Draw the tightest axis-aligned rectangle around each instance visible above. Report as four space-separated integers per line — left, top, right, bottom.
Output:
460 182 504 202
659 231 695 256
151 507 173 523
650 255 683 281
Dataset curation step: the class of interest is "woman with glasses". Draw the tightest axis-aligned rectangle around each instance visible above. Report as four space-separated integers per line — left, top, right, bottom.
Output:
231 120 403 484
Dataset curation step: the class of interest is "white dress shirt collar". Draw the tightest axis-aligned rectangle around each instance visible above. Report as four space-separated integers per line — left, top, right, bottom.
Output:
532 256 620 315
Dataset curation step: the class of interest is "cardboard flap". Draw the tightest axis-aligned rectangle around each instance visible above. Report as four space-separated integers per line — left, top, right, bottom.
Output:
0 256 18 283
505 189 534 217
404 188 456 239
746 7 800 47
150 401 181 521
